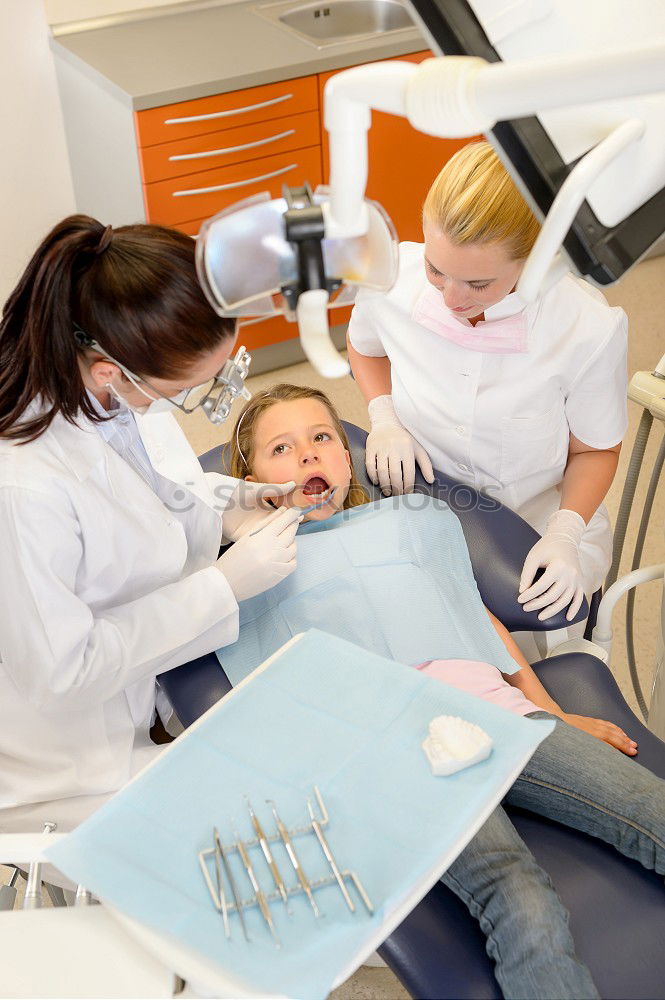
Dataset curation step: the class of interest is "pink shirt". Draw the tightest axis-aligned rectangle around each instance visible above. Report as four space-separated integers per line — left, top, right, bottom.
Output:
416 659 540 716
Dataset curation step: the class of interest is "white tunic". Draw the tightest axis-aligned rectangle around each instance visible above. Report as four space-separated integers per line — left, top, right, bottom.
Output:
0 404 239 832
348 242 628 592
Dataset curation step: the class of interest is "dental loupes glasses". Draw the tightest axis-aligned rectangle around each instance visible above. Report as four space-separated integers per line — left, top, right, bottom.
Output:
198 787 373 946
73 324 251 426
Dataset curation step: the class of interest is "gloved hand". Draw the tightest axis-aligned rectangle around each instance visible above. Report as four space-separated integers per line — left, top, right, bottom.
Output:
518 509 586 622
217 506 301 602
366 395 435 495
221 478 296 542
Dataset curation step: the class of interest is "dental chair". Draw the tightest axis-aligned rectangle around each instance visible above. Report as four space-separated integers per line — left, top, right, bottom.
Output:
159 422 665 1000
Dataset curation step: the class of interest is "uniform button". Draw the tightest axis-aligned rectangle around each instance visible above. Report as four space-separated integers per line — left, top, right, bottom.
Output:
457 462 469 473
456 426 467 437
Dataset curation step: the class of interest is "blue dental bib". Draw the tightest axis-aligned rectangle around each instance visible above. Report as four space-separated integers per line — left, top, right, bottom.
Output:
218 495 519 685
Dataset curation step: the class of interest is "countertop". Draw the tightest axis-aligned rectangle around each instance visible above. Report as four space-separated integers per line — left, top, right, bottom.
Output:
50 0 429 110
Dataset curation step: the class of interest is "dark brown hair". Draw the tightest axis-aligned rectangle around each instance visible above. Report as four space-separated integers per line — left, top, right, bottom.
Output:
228 383 369 510
0 215 235 442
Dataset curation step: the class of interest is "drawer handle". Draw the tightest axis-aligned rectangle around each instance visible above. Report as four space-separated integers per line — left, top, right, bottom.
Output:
164 93 294 126
173 163 299 197
169 129 296 162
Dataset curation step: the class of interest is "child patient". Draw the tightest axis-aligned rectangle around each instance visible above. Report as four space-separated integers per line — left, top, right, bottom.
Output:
226 382 665 1000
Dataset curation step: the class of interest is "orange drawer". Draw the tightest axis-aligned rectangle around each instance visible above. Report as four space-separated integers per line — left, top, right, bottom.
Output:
135 76 319 148
140 110 320 184
143 144 323 226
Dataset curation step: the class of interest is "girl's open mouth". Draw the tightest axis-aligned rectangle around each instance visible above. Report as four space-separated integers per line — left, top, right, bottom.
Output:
301 475 331 497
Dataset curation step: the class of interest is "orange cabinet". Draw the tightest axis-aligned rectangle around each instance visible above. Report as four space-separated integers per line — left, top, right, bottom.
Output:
134 54 469 355
143 145 323 227
134 76 319 147
139 110 320 184
135 75 323 351
319 52 476 244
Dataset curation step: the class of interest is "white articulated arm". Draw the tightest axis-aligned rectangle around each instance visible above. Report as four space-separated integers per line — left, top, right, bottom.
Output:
516 118 646 303
324 61 418 237
324 43 665 299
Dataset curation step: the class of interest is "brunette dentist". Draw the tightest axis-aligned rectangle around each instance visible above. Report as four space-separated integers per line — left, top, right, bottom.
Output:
0 216 299 834
348 142 627 627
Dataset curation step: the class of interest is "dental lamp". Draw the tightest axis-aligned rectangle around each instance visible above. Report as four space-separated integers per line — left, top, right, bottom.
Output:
198 0 665 377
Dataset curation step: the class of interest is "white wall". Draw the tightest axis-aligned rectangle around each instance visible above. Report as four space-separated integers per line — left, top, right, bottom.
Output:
0 0 75 307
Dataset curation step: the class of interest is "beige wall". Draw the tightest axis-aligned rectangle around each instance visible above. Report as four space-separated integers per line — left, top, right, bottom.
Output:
0 1 75 306
44 0 240 26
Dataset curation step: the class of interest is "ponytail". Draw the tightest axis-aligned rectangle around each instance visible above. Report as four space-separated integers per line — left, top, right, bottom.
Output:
0 214 235 442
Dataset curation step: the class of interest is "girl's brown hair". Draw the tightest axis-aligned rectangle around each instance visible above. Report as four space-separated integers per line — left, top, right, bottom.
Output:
228 383 369 510
0 214 236 442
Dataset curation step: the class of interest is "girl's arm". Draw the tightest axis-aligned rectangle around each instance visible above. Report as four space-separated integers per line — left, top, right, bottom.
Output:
486 608 637 756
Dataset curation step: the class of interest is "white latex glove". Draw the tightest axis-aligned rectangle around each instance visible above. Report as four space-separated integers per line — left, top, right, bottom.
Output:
518 509 586 622
221 479 297 542
366 395 435 495
217 506 301 602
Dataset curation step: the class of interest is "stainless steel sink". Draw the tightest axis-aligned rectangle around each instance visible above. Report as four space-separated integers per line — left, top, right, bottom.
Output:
253 0 419 49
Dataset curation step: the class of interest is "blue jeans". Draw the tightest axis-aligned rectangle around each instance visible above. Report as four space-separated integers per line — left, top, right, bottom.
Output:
442 713 665 1000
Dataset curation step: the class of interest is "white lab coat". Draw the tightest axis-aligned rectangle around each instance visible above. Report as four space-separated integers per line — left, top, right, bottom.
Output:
348 242 629 594
0 403 239 833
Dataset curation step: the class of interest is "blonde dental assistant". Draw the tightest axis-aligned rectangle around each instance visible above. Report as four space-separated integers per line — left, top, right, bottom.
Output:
347 141 628 623
0 216 299 834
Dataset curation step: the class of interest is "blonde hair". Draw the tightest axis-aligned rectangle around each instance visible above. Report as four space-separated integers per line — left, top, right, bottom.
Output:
423 141 540 260
228 383 369 510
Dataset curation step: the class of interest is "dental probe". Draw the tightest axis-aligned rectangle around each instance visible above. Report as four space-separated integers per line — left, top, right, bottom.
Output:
216 827 249 941
248 488 337 536
307 799 355 913
212 827 231 938
233 824 281 947
267 799 321 918
244 797 290 909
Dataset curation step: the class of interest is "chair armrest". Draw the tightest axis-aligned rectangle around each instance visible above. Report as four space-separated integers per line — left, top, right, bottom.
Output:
339 422 588 632
532 652 665 780
158 652 231 729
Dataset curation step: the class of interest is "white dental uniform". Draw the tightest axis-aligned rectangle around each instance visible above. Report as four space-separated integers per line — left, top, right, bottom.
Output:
348 242 628 593
0 400 239 834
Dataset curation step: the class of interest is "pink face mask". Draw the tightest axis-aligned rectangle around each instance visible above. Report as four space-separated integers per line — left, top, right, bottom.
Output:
412 283 529 354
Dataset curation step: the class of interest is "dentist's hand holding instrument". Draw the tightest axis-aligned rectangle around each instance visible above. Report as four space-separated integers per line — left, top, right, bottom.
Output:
218 505 302 602
221 478 298 541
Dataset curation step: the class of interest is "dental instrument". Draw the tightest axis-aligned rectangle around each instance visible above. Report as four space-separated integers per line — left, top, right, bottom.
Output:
23 821 57 910
307 799 355 913
216 827 249 942
247 487 337 537
233 823 281 947
213 827 231 938
244 797 290 909
267 799 321 919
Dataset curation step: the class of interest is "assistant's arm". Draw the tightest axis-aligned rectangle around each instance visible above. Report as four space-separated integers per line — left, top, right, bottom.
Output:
486 608 637 755
560 434 621 524
346 334 392 403
0 485 239 713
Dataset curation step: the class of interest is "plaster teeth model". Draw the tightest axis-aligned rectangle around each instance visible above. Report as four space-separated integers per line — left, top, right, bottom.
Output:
422 715 493 776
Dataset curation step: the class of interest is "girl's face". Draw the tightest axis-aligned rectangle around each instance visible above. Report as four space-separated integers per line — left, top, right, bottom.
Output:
423 223 524 321
246 398 352 520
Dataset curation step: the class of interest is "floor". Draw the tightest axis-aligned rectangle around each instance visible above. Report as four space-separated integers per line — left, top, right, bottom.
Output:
2 254 663 1000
